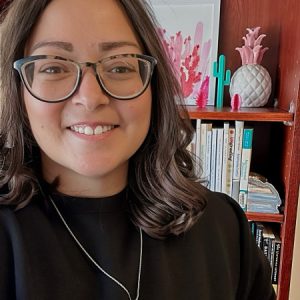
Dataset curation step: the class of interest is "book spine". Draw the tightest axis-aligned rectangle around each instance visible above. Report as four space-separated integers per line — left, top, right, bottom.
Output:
232 121 244 201
205 124 212 189
269 238 276 278
262 225 275 275
255 222 264 250
232 180 240 202
195 119 202 177
222 122 230 193
249 221 257 236
210 128 218 191
238 128 254 210
200 123 207 180
233 121 244 179
215 128 223 192
187 128 196 154
272 236 281 284
262 228 271 261
225 127 235 196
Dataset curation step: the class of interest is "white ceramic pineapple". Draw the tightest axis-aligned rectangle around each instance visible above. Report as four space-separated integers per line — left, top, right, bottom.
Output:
229 27 272 107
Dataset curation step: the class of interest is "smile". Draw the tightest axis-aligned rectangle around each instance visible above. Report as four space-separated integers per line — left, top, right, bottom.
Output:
70 125 116 136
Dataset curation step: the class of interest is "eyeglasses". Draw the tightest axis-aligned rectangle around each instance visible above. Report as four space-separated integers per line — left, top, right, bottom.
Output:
13 53 157 103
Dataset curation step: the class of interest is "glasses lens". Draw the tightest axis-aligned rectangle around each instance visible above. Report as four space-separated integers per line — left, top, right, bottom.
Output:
21 58 79 102
99 55 152 99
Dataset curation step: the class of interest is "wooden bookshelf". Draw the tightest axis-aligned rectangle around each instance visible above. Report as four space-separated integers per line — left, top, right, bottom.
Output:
245 212 284 224
197 1 300 299
186 106 294 122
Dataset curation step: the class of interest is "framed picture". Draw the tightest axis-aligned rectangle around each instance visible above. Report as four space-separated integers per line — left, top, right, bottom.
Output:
148 0 221 106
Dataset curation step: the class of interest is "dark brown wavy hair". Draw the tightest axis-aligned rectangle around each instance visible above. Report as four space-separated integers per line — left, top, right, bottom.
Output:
0 0 207 239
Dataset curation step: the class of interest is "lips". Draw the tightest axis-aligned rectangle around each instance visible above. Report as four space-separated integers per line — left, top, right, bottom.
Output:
69 124 116 136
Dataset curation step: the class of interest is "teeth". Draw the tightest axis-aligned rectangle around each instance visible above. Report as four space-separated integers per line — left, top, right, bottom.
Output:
70 125 115 135
94 126 103 135
84 126 94 135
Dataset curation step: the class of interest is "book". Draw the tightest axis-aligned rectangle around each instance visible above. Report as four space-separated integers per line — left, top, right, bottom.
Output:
210 128 218 191
249 221 257 236
232 121 244 201
205 123 212 188
232 180 240 202
272 284 278 295
272 234 281 284
187 129 196 154
225 127 235 196
255 222 264 250
215 127 224 192
195 119 202 177
221 122 230 193
238 128 254 210
233 121 244 180
261 224 277 282
200 123 208 181
262 225 275 265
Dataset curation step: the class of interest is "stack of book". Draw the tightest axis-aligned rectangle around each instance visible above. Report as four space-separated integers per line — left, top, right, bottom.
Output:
188 120 253 210
249 222 281 291
247 175 282 214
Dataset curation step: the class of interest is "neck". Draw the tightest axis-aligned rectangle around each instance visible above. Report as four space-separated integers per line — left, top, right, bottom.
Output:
42 169 128 198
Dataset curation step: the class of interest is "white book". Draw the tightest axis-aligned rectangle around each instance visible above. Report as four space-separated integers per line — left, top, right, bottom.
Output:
232 179 240 202
200 123 207 180
233 121 244 180
225 127 235 196
221 122 230 193
239 128 254 210
210 128 218 191
187 130 197 155
205 124 213 188
195 119 202 177
215 128 223 192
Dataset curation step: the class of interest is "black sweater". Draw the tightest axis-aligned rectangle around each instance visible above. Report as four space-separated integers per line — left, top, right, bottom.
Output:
0 189 275 300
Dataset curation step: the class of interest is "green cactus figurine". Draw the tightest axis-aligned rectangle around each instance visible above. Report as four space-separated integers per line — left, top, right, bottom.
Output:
213 55 231 108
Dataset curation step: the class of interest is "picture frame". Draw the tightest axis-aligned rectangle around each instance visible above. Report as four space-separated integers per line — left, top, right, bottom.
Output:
148 0 221 106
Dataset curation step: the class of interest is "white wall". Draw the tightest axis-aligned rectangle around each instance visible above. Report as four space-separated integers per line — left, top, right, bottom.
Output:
289 186 300 300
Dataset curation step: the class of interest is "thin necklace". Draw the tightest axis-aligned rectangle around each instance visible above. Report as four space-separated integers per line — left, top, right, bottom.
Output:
49 196 143 300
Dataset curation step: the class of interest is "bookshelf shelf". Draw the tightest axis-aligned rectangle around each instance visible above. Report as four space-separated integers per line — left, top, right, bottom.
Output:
246 212 284 223
186 106 294 122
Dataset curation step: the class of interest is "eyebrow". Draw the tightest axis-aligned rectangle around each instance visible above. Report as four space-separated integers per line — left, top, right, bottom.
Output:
99 41 140 52
30 40 140 53
30 41 74 52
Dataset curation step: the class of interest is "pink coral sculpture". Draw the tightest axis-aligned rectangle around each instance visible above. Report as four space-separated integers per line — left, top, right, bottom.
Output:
159 22 211 106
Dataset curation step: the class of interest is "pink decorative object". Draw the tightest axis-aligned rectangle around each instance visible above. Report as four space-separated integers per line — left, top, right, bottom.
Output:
231 93 242 110
235 27 269 65
159 22 211 105
196 76 209 108
229 27 272 107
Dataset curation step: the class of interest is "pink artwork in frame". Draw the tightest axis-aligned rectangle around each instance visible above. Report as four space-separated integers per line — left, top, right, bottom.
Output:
149 0 221 106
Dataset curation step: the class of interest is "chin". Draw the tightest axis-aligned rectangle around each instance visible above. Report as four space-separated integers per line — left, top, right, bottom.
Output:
71 160 128 179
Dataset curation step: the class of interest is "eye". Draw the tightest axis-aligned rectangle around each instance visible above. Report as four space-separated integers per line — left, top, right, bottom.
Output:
110 65 135 74
39 64 69 74
111 66 133 73
103 59 137 74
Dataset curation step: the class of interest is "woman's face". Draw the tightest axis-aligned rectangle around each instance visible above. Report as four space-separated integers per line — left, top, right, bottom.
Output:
24 0 152 196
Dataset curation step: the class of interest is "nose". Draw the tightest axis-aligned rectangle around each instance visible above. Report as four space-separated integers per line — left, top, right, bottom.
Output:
71 68 110 111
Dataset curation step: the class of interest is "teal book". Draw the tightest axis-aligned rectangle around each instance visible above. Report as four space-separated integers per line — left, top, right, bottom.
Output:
238 128 254 210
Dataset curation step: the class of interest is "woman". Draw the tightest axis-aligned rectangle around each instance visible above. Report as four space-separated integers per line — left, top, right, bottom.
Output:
0 0 275 299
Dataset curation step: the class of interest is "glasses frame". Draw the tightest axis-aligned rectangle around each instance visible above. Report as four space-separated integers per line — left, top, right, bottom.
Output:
13 53 157 103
